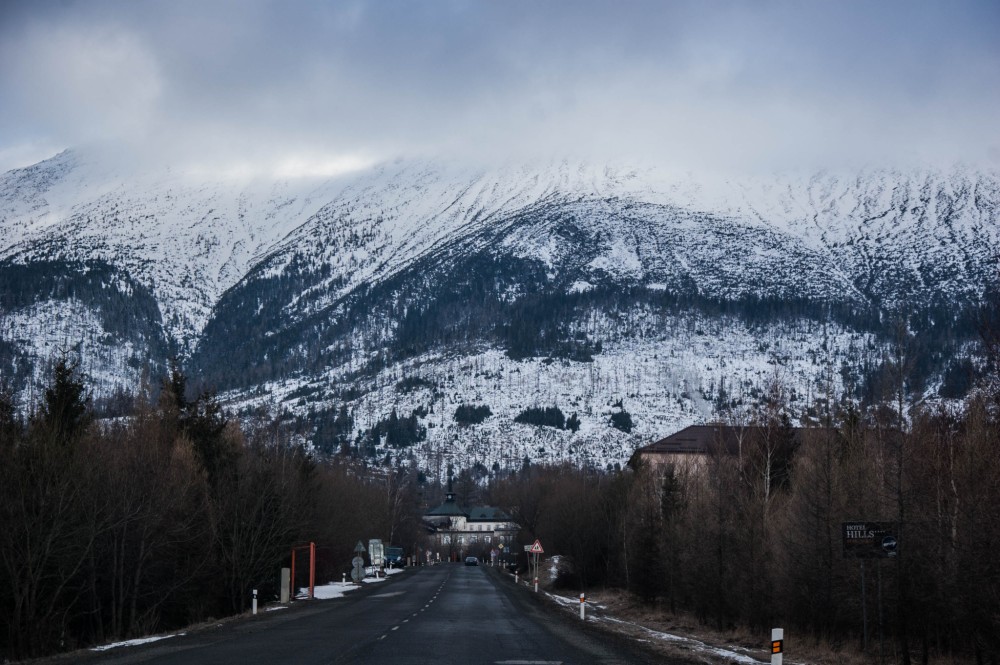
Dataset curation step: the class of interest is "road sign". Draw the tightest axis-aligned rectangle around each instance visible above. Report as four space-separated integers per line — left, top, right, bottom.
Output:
351 556 365 583
354 540 367 554
842 522 899 558
524 545 531 552
530 539 544 554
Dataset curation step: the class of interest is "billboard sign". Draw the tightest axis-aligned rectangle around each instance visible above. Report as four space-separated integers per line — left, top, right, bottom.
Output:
842 522 899 558
369 539 385 567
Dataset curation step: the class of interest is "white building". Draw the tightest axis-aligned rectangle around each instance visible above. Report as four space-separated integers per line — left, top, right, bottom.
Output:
423 490 518 562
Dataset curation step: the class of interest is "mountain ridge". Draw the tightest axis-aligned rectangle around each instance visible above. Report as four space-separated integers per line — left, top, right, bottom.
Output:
1 150 996 469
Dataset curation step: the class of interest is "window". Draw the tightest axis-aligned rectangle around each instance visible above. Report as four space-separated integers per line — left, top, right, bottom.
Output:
485 536 491 544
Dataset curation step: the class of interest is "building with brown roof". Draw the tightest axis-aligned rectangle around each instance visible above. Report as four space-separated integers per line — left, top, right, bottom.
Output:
627 424 804 470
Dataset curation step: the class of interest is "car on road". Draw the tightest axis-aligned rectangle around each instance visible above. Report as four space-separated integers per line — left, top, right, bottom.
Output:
464 556 478 566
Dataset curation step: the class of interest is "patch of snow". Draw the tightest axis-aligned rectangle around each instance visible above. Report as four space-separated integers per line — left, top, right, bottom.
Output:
90 632 185 652
599 616 761 664
589 238 644 279
306 582 362 600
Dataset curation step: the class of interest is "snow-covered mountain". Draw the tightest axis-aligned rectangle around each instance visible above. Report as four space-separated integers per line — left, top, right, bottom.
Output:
1 150 997 470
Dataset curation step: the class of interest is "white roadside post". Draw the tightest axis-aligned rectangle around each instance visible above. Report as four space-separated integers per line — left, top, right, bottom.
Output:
771 628 784 665
533 552 538 593
252 589 258 616
580 593 586 620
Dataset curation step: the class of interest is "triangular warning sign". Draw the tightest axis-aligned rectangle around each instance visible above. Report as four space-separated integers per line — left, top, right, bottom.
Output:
529 539 544 554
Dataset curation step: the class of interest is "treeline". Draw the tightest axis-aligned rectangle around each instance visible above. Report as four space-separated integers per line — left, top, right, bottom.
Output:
492 392 1000 663
0 359 425 660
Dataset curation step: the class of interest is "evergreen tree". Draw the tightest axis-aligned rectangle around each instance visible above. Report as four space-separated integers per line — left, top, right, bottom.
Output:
37 357 92 446
610 409 633 433
0 384 21 450
566 412 581 433
184 390 231 488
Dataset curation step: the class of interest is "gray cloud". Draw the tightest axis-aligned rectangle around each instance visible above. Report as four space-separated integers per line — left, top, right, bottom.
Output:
1 0 998 174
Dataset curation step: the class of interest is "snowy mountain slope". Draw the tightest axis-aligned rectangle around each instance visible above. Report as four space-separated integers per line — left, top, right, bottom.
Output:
0 151 359 346
1 150 997 467
686 168 1000 306
223 311 875 473
3 153 996 344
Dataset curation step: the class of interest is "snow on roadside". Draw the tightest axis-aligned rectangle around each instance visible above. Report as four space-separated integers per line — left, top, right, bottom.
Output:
600 616 762 664
547 592 763 664
305 582 360 600
300 568 403 600
90 632 186 652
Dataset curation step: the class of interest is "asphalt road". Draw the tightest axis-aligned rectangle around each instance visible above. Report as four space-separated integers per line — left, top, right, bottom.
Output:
76 564 676 665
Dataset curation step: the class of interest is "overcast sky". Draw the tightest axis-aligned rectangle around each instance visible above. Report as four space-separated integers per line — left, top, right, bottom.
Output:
1 0 998 176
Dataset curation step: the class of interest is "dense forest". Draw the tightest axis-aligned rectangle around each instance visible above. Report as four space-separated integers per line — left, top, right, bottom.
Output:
0 359 426 660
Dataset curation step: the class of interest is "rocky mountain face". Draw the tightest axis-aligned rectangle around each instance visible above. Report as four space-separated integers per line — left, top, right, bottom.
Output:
1 151 997 471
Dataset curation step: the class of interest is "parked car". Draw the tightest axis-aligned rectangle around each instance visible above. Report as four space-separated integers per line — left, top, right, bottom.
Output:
385 546 404 566
464 556 478 566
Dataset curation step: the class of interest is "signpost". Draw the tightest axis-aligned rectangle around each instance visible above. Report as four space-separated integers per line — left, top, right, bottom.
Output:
290 542 316 600
351 556 365 584
369 539 385 576
843 522 899 659
842 522 899 559
352 540 367 584
529 540 544 593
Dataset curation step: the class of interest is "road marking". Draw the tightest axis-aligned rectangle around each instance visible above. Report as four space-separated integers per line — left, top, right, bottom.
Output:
391 626 399 631
495 661 562 664
402 619 409 624
371 591 405 598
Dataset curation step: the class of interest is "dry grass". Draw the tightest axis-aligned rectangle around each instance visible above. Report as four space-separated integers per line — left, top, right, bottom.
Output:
560 589 974 665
